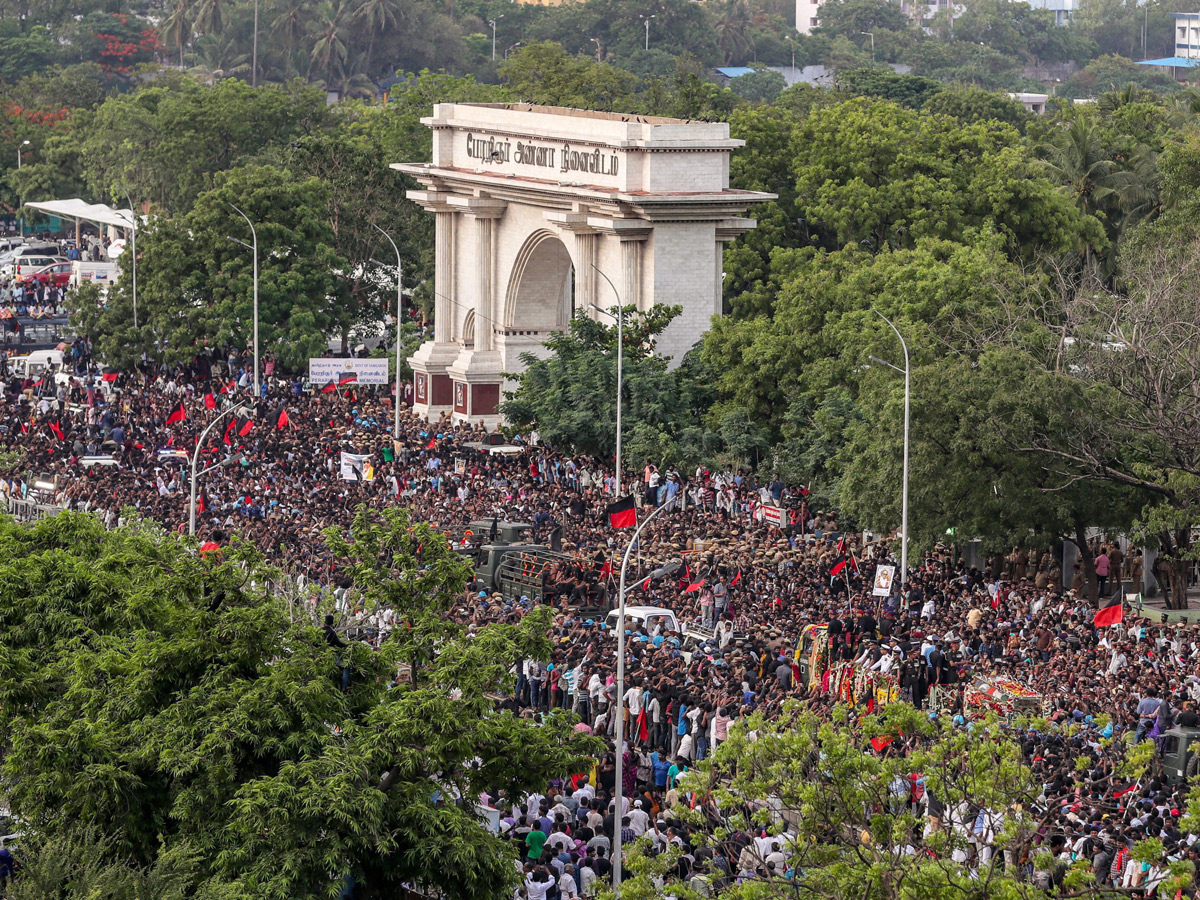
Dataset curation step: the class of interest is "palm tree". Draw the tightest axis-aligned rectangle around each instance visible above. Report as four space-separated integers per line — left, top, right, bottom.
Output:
308 0 350 89
350 0 403 80
189 31 250 82
191 0 224 36
269 0 312 79
713 0 752 65
161 0 193 66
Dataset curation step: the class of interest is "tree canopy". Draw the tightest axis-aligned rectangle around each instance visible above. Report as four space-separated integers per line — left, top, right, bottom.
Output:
0 508 599 899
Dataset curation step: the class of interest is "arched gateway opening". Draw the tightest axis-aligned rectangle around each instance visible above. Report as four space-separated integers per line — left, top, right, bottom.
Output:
398 103 774 426
505 231 574 332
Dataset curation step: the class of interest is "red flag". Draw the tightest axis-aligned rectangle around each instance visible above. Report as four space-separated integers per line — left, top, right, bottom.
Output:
640 576 651 590
320 380 337 394
730 569 742 586
219 380 235 394
605 496 637 529
426 437 436 450
1094 595 1124 628
197 492 207 514
599 560 613 579
636 709 649 743
222 419 236 446
165 402 187 426
237 417 253 437
47 420 65 441
204 393 216 410
870 735 895 753
683 580 704 594
20 422 28 434
274 407 290 430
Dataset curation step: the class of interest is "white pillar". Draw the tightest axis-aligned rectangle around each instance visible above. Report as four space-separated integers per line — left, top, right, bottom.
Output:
574 232 598 319
621 237 643 311
434 210 456 342
474 215 495 352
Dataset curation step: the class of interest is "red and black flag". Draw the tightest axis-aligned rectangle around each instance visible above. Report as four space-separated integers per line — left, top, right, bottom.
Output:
338 373 359 386
47 420 65 441
605 495 637 530
273 407 290 431
1094 594 1124 628
165 402 187 426
101 367 119 383
1113 781 1138 799
683 580 705 594
237 416 253 437
320 380 337 394
425 437 437 450
222 418 237 446
203 392 216 410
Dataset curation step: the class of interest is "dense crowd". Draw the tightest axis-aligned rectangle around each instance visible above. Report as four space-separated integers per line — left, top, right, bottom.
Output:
2 353 1199 899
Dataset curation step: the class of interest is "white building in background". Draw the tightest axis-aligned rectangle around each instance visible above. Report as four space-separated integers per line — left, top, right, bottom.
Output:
1175 12 1200 58
796 0 820 34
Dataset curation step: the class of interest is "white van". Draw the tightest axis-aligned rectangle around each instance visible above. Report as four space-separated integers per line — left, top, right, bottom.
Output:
10 349 65 378
606 606 681 635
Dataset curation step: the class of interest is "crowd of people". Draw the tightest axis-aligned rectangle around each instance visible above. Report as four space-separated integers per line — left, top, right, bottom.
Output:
2 351 1199 899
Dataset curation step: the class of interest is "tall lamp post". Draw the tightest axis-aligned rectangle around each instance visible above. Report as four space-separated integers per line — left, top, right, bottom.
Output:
125 196 138 329
639 13 655 50
860 30 875 58
489 15 503 60
17 140 29 236
590 265 623 498
612 500 671 891
869 307 910 587
190 400 249 535
372 223 404 442
227 203 260 398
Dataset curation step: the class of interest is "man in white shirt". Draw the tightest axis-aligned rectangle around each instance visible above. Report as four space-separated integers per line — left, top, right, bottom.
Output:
628 799 651 835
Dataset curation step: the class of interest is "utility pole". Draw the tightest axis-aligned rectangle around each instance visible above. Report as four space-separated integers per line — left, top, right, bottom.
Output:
490 16 503 60
640 13 656 50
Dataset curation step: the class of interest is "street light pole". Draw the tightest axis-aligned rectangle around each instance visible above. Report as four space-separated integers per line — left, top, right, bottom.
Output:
228 203 259 398
489 15 503 60
613 500 671 892
252 0 259 87
17 140 29 237
591 264 623 498
640 14 655 50
872 308 910 588
860 30 875 58
373 223 404 442
125 196 138 330
190 400 248 535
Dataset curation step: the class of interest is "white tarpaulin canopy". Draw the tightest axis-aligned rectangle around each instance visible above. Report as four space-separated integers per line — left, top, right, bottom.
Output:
23 199 135 230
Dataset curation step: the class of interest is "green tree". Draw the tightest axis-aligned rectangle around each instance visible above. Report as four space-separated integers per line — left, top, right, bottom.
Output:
728 67 787 102
922 85 1028 128
0 508 600 899
80 75 330 213
500 306 717 467
792 97 1097 255
77 164 351 371
836 66 943 108
500 42 638 111
614 702 1184 900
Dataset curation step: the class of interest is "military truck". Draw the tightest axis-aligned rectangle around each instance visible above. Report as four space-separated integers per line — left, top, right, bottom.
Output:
1159 726 1200 783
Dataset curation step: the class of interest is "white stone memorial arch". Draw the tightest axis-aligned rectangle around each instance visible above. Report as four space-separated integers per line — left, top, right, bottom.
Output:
394 103 774 424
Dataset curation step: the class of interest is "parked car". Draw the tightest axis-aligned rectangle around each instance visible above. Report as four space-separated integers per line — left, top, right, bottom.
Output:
19 261 72 287
1 255 67 280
